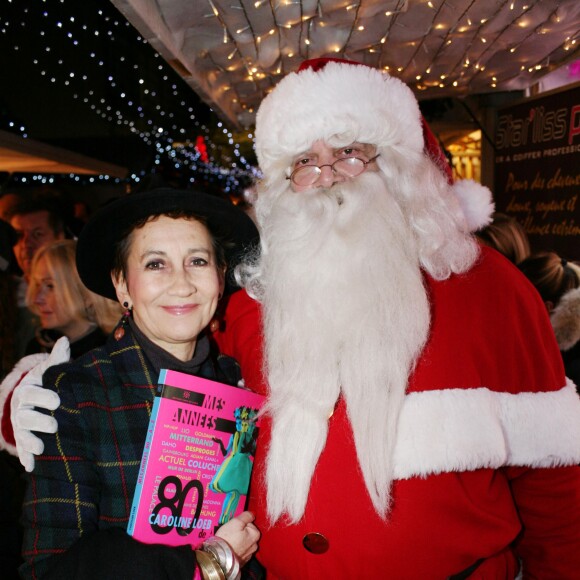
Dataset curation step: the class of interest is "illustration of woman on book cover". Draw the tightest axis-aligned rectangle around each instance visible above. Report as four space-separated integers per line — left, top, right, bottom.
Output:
210 406 259 525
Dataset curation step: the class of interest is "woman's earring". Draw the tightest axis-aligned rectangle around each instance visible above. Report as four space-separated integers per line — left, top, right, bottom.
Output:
114 302 132 341
209 290 225 332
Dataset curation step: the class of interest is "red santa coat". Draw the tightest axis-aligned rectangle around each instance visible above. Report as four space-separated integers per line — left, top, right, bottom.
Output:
213 246 580 579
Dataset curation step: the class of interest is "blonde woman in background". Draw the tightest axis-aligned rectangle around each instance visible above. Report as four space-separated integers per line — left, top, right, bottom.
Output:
25 240 121 357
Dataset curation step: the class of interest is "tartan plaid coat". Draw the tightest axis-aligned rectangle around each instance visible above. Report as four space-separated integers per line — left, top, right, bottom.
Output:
20 325 241 580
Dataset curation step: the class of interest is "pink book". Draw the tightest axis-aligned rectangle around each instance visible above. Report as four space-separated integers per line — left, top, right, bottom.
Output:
127 368 265 546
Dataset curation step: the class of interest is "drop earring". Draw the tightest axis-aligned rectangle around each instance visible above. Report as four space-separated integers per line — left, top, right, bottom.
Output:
209 292 224 333
114 301 132 341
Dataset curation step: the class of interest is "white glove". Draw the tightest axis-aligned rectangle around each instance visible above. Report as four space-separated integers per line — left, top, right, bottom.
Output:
11 337 70 472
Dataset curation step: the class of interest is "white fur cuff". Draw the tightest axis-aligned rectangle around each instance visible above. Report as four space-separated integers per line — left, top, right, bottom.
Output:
393 381 580 480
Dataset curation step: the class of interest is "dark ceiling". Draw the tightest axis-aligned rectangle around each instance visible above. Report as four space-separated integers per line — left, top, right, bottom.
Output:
0 0 257 194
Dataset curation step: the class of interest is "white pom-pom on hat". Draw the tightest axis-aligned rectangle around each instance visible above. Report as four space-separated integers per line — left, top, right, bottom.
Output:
452 179 495 233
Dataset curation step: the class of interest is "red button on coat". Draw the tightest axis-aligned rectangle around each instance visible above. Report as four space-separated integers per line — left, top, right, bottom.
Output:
302 532 329 554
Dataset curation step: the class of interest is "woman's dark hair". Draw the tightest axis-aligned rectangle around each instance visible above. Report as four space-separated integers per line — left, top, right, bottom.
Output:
476 213 530 265
111 209 230 283
518 251 580 306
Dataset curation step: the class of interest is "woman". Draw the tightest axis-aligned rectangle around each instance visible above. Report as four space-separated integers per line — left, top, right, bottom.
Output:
25 239 121 357
20 188 260 580
518 251 579 312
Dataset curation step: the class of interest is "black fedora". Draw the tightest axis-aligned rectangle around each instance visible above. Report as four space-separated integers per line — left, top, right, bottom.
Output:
76 188 259 301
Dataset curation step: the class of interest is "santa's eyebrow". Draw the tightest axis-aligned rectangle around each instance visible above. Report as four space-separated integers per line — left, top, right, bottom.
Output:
293 151 317 161
334 143 375 154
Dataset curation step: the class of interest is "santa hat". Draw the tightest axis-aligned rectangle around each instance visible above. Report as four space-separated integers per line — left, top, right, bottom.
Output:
255 58 493 231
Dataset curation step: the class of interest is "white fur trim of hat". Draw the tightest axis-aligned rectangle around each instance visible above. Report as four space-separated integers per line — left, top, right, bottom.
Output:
255 61 424 182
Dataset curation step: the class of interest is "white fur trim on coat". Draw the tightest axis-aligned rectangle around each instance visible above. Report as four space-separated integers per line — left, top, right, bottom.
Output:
255 61 424 181
452 179 495 233
0 353 47 455
393 381 580 480
551 286 580 351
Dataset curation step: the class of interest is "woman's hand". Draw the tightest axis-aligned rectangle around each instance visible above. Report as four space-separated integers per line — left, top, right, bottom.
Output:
215 511 260 565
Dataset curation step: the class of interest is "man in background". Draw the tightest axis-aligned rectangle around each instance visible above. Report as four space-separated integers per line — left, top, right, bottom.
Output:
8 199 65 358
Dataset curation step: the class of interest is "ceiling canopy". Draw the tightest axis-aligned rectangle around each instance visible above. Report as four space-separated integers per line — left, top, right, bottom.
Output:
110 0 580 128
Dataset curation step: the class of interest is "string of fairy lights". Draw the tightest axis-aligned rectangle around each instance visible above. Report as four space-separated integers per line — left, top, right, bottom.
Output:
183 0 580 127
0 0 260 192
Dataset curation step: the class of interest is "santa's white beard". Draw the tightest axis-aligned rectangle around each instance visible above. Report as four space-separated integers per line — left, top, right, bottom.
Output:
256 171 431 523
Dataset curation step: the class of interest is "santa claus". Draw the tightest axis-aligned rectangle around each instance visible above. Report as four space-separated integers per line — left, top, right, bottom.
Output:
216 58 580 579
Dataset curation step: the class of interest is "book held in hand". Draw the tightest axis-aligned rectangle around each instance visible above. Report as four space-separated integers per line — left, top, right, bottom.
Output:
127 369 265 546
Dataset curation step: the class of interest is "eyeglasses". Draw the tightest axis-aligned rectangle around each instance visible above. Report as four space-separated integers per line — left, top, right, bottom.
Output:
286 154 380 187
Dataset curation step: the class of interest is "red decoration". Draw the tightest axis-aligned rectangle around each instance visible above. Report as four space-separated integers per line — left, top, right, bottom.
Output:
195 136 209 163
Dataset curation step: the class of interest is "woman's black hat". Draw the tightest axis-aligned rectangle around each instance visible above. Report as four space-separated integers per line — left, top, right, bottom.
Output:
76 188 259 301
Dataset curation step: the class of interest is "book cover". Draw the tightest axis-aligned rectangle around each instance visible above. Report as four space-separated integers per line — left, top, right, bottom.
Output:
127 369 265 546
